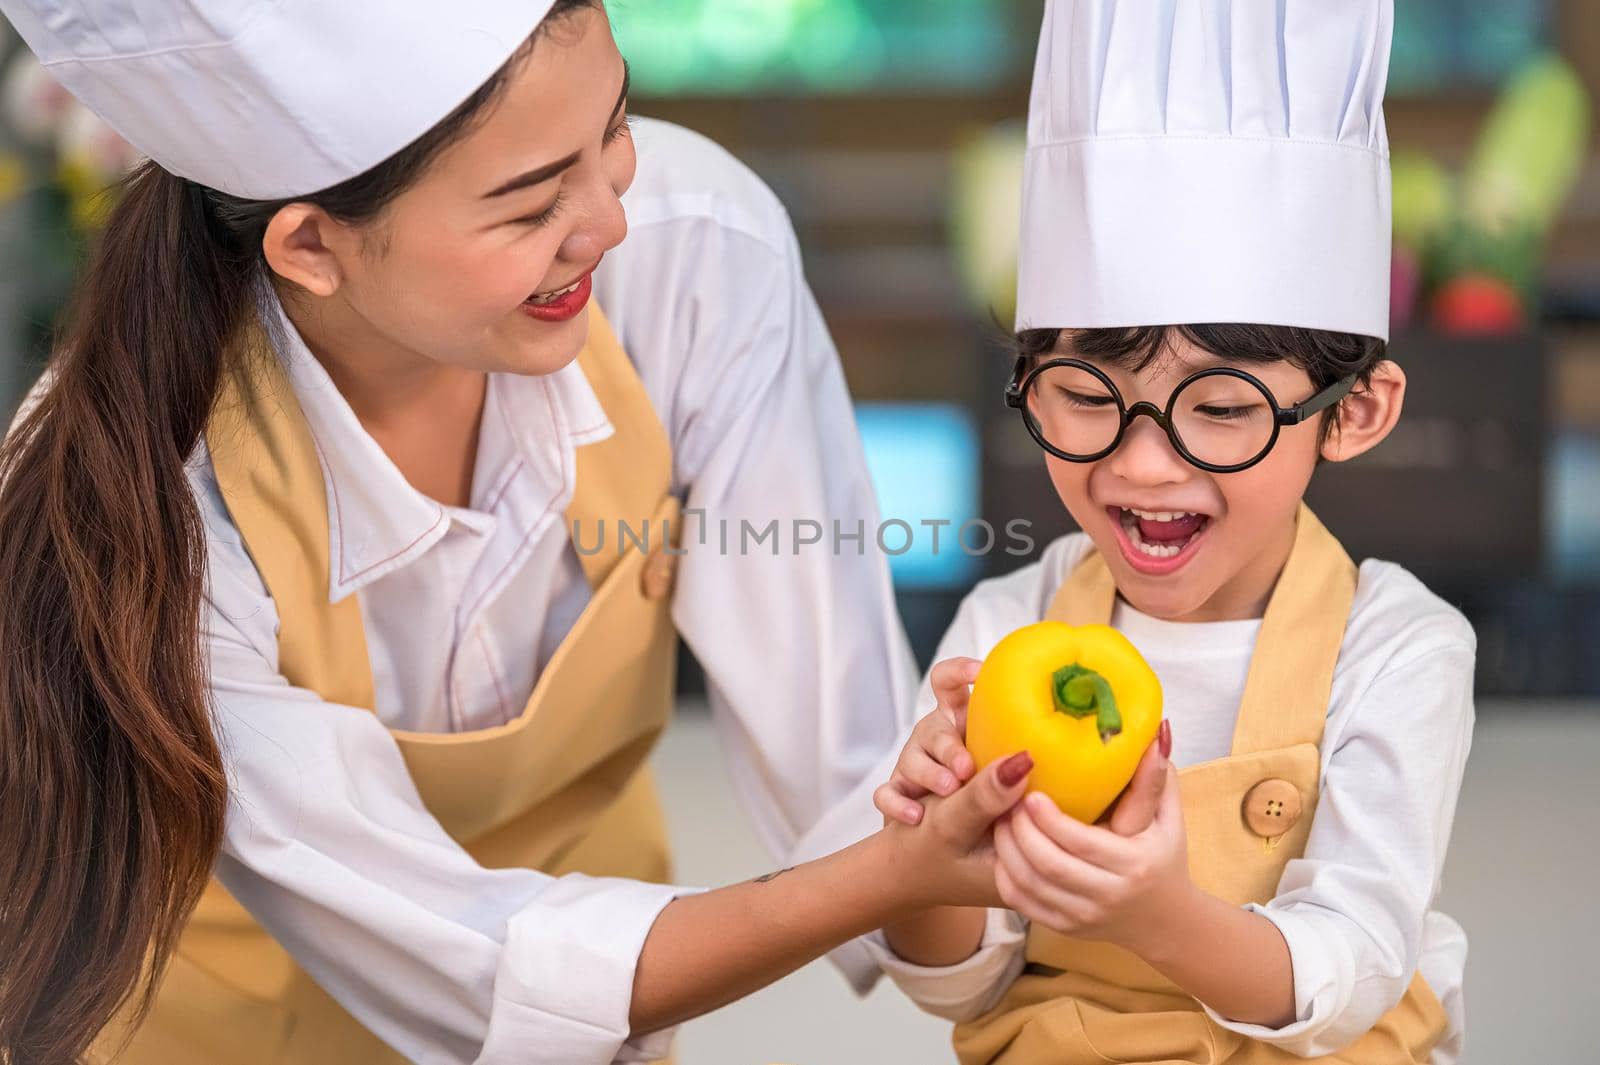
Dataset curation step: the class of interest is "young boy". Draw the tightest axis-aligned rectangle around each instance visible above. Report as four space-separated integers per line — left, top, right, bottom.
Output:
865 1 1474 1062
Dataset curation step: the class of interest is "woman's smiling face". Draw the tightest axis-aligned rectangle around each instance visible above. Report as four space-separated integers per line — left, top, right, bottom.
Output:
1041 332 1329 623
269 5 635 377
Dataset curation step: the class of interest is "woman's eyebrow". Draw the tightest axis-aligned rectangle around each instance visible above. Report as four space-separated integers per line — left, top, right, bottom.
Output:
480 60 631 201
482 153 581 199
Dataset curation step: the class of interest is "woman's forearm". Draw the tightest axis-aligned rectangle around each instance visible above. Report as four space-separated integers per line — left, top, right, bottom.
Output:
883 906 987 967
1130 886 1296 1028
629 830 921 1035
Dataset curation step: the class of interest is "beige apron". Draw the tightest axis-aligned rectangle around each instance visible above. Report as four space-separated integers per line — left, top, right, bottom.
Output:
954 506 1448 1064
95 305 681 1065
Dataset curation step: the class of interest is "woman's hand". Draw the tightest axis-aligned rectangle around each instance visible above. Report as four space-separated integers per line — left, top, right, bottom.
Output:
630 745 1033 1036
993 733 1196 958
882 747 1036 911
875 657 982 826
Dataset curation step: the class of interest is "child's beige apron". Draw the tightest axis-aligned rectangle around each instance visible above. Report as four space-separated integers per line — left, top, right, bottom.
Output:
95 305 681 1065
954 506 1449 1064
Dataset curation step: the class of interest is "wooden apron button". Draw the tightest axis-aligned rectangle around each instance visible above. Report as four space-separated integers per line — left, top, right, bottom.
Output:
1242 778 1302 838
640 544 678 601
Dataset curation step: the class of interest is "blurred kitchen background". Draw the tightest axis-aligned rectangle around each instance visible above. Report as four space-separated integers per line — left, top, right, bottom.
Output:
3 1 1597 1062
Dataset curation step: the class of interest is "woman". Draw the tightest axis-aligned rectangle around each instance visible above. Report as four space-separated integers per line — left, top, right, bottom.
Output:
0 3 1027 1063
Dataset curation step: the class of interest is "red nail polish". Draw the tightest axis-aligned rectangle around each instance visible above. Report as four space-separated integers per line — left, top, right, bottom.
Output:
998 751 1034 787
1158 719 1172 759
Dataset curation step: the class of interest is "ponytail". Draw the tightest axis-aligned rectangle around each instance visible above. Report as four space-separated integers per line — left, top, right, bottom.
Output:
0 4 597 1059
0 162 245 1064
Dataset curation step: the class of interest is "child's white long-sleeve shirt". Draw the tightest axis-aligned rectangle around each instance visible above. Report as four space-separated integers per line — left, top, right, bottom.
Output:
866 532 1475 1063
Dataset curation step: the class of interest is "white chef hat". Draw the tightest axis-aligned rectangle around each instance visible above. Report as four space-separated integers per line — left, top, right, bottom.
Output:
0 1 559 200
1017 0 1394 340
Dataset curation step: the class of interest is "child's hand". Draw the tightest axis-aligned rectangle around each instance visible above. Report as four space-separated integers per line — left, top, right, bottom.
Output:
874 657 982 826
993 732 1194 956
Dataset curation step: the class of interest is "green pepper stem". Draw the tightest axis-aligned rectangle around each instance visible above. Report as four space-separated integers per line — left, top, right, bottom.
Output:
1051 663 1124 744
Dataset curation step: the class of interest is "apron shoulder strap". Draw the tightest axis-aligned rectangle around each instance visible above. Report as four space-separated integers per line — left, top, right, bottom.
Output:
1230 504 1358 755
1043 540 1117 627
565 304 675 589
205 302 674 706
205 316 377 711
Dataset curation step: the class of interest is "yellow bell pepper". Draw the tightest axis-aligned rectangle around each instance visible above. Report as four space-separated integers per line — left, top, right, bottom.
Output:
967 622 1163 823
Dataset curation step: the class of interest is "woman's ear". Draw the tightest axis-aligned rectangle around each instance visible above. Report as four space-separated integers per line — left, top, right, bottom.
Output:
1321 359 1405 463
261 203 355 298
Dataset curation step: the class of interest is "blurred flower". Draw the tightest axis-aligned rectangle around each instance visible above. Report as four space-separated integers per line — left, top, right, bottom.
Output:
53 99 142 227
1432 273 1525 336
1391 244 1422 334
2 50 141 229
0 151 24 200
57 156 115 229
1 50 73 146
55 98 142 183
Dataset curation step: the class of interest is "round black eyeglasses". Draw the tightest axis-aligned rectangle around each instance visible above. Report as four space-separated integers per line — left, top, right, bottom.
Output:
1005 357 1357 474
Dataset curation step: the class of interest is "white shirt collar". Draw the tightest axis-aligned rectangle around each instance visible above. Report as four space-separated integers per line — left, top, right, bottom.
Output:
259 288 613 602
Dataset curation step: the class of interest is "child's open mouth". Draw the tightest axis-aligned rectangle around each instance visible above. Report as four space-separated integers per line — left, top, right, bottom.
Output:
1107 506 1212 575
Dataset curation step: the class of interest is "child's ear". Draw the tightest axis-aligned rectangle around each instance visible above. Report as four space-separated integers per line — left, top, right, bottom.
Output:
1320 360 1405 464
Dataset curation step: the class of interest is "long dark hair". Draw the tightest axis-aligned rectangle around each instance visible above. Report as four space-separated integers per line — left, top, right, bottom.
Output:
0 4 595 1062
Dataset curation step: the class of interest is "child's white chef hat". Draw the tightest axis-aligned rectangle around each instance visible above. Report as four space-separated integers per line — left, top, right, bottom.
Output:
0 0 558 200
1018 0 1395 340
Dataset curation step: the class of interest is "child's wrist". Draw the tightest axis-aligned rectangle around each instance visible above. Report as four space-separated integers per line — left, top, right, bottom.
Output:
867 824 942 917
884 906 988 967
1115 882 1208 966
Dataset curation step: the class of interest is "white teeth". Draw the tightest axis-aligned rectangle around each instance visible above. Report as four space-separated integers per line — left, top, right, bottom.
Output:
1128 508 1193 522
526 279 581 306
1119 506 1203 560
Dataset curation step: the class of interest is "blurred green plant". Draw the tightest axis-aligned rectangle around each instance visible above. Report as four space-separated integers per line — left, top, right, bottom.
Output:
1407 56 1591 333
609 0 1016 94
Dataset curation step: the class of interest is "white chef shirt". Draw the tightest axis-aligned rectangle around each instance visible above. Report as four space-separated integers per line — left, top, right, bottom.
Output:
864 532 1475 1063
185 118 919 1065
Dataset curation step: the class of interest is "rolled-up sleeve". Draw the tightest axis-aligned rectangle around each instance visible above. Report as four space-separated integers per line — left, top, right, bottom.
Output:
864 909 1029 1022
202 475 697 1065
478 876 690 1063
1204 640 1476 1055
